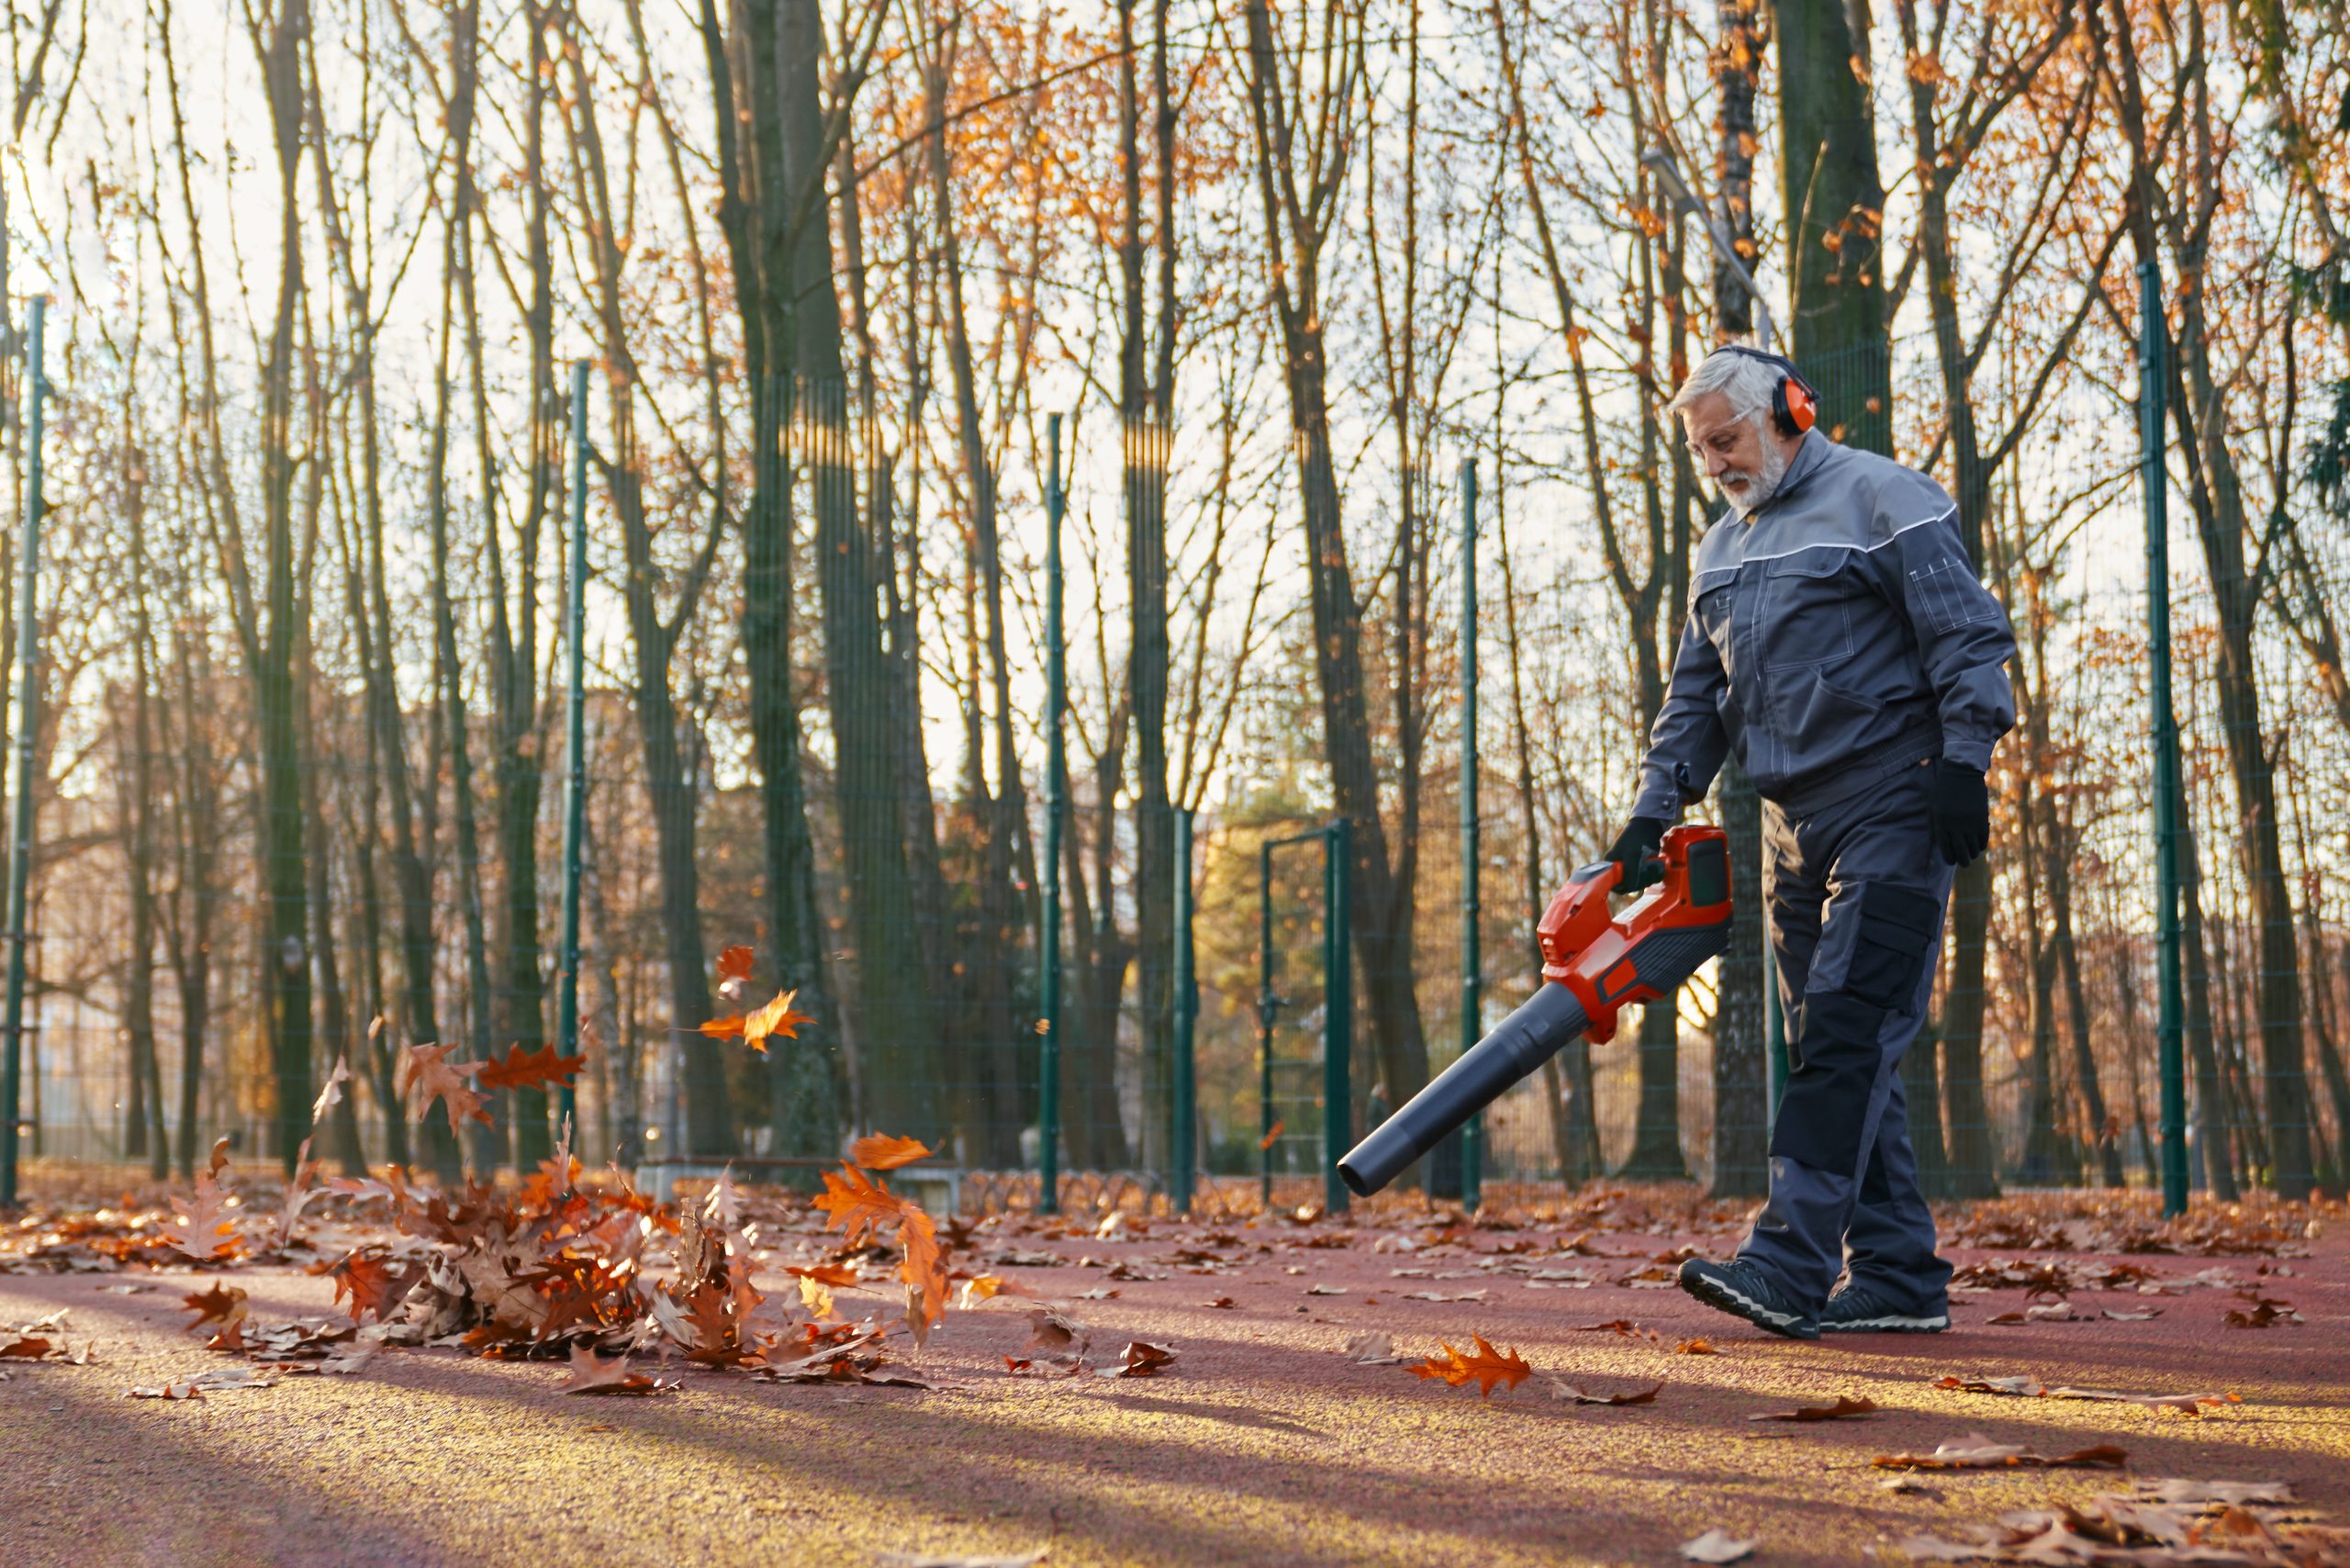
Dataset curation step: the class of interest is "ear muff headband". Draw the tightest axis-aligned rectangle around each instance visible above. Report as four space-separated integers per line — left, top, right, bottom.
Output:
1707 344 1819 438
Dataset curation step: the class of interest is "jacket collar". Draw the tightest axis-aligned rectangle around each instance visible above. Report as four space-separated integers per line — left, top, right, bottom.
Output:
1761 428 1833 511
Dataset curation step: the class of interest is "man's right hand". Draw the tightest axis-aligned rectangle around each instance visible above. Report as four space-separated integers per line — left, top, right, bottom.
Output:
1603 816 1668 892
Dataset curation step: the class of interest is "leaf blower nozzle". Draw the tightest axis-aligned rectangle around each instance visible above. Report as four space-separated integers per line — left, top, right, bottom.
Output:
1336 824 1734 1198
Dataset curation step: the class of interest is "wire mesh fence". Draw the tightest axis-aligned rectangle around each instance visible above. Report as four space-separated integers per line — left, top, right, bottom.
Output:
5 321 2348 1217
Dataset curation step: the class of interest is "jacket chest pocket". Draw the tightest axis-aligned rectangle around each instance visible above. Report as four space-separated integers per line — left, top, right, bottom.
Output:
1761 554 1856 669
1695 584 1739 679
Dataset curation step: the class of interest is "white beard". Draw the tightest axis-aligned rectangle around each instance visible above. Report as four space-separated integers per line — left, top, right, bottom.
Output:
1718 434 1792 519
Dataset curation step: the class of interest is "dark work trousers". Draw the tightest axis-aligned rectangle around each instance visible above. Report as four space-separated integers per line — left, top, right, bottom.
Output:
1734 759 1956 1313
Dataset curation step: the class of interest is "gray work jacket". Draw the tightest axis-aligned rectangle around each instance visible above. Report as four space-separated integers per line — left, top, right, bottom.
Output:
1632 429 2017 821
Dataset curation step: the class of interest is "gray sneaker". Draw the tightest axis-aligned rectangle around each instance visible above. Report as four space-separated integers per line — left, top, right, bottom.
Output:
1820 1280 1949 1333
1677 1257 1820 1340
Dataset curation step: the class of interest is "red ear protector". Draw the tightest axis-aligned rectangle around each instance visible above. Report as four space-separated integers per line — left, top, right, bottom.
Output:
1709 344 1819 438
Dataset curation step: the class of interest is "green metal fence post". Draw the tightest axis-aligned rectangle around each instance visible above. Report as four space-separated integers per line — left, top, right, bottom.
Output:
1325 818 1352 1213
1173 807 1195 1214
2140 262 2189 1216
1258 841 1278 1205
1041 415 1066 1214
555 360 590 1137
0 298 45 1209
1459 460 1483 1212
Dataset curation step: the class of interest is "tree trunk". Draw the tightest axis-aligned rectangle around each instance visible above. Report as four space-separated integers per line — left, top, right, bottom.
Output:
252 0 316 1172
1775 0 1894 451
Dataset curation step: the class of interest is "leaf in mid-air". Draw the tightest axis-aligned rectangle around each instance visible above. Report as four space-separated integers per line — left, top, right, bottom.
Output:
166 1172 242 1262
182 1283 249 1335
398 1042 491 1136
743 989 815 1053
715 944 755 1002
811 1164 905 1249
476 1043 588 1092
849 1133 931 1170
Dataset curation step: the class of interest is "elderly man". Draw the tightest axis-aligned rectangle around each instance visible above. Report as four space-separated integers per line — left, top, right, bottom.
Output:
1604 344 2016 1339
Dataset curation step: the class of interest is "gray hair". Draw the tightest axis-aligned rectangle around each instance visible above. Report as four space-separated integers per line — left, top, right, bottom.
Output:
1667 347 1782 427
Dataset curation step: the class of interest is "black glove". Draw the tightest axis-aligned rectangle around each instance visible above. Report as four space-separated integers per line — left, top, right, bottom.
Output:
1602 815 1667 892
1928 759 1990 868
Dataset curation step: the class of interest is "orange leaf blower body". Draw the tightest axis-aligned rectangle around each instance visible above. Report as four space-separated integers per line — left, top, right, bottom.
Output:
1337 825 1734 1196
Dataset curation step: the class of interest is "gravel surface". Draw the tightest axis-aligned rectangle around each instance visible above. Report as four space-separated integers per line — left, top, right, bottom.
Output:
3 1194 2344 1567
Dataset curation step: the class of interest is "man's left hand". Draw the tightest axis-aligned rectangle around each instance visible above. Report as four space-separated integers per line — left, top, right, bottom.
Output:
1928 759 1989 868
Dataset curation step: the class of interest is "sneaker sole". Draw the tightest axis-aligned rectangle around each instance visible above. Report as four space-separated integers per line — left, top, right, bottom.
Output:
1820 1313 1950 1334
1680 1270 1821 1340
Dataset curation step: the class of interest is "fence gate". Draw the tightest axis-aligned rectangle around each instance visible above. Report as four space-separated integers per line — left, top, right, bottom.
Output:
1257 823 1352 1213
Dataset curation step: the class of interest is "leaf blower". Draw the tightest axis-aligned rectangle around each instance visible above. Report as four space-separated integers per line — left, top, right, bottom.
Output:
1337 824 1734 1197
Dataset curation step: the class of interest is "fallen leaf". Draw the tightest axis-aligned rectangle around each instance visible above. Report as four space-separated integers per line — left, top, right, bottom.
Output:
1679 1529 1756 1563
1890 1534 1996 1561
1673 1339 1720 1355
1400 1289 1485 1303
1550 1379 1662 1406
2222 1294 2301 1328
1025 1309 1088 1358
1932 1374 2241 1412
1750 1394 1875 1422
560 1346 679 1396
1096 1340 1177 1379
870 1550 1046 1568
2134 1478 2294 1506
0 1335 55 1359
1343 1331 1399 1364
1203 1296 1237 1310
189 1366 277 1393
129 1381 203 1400
1410 1335 1532 1398
476 1042 588 1092
1304 1283 1348 1296
1871 1434 2127 1471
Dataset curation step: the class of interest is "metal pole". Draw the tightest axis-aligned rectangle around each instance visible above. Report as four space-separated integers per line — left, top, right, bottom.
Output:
2140 262 2189 1216
1324 818 1351 1213
0 298 46 1208
1173 807 1195 1214
1040 415 1066 1214
555 360 590 1137
1459 461 1483 1212
1259 840 1277 1205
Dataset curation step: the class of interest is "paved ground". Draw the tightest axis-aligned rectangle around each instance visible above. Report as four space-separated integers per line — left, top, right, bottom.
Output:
2 1187 2344 1566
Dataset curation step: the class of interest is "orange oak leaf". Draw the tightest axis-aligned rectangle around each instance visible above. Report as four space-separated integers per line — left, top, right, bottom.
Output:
560 1345 678 1395
784 1263 860 1288
1751 1394 1877 1422
811 1164 902 1247
900 1202 946 1346
182 1283 250 1335
399 1042 491 1136
1410 1334 1532 1399
1259 1119 1284 1151
476 1043 588 1092
166 1172 242 1262
743 989 814 1053
323 1250 420 1324
715 945 755 1002
848 1134 931 1171
698 1014 747 1039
